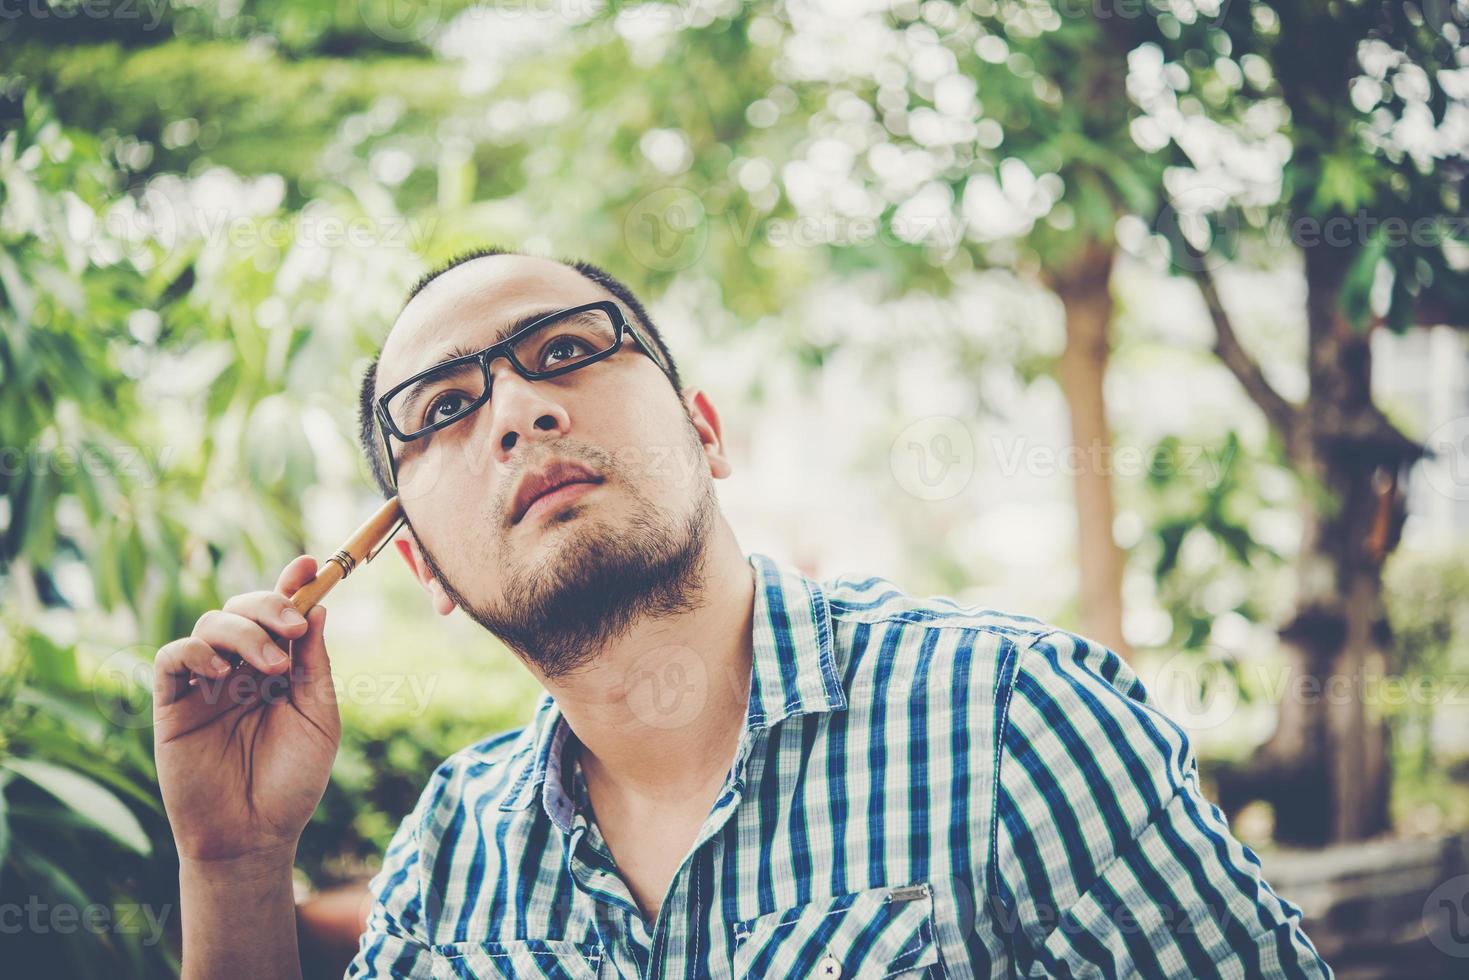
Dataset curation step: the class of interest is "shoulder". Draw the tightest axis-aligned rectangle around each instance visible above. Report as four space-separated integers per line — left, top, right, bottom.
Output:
816 569 1173 744
999 627 1165 735
822 566 1056 641
818 566 1068 697
995 627 1196 823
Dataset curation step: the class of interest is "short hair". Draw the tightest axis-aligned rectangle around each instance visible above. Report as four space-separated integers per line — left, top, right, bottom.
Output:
356 248 685 498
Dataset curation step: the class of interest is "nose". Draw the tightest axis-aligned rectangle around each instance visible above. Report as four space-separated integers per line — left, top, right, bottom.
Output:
480 357 572 466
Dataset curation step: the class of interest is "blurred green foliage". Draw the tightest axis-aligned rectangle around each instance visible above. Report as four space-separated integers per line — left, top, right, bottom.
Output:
0 624 177 976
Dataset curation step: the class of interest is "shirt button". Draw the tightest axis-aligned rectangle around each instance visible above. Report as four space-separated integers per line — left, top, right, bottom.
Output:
816 953 841 978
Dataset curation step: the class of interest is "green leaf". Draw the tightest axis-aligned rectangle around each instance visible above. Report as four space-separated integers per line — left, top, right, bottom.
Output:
14 686 108 745
0 247 37 321
24 630 81 691
1 757 151 856
19 466 57 567
1340 233 1386 330
8 843 114 977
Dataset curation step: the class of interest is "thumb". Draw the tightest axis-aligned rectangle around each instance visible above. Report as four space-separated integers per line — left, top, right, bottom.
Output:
275 554 321 596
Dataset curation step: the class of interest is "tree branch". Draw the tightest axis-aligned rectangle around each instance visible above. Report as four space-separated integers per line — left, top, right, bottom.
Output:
1189 261 1305 459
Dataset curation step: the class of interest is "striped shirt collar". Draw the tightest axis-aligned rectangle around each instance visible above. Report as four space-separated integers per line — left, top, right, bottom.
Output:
494 550 847 820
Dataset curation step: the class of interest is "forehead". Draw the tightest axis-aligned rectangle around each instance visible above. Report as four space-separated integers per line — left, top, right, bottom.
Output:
377 254 615 394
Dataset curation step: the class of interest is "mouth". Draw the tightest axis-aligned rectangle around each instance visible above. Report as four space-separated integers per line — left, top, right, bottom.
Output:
510 460 606 525
517 478 602 524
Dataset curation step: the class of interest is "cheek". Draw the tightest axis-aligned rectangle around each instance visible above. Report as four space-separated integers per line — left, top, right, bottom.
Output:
397 428 499 508
624 427 705 501
595 387 699 485
408 478 501 566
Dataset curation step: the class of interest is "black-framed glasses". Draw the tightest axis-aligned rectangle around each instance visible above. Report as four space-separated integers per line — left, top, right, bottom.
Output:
374 300 672 490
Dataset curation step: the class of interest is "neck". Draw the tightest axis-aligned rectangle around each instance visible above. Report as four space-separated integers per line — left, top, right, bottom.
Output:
536 524 755 804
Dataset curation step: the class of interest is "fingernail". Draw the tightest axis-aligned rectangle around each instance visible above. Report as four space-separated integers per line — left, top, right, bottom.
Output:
282 608 306 627
210 655 231 674
266 645 289 665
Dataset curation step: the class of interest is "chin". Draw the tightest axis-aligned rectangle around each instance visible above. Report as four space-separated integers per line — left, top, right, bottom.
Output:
520 507 610 562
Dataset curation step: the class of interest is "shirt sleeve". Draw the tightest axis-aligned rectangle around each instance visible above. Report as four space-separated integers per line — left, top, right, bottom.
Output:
343 768 446 979
991 628 1333 979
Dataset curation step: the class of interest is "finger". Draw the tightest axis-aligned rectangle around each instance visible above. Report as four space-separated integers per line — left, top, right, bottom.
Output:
192 609 292 674
155 637 234 706
222 590 310 641
289 606 338 719
274 555 321 598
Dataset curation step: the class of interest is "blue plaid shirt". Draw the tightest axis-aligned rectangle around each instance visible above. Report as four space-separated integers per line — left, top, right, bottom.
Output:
346 551 1331 978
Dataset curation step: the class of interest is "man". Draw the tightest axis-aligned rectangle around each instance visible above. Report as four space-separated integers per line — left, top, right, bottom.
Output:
154 249 1332 978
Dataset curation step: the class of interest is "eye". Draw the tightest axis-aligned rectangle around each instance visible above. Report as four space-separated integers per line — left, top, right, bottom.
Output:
540 335 595 369
423 391 471 426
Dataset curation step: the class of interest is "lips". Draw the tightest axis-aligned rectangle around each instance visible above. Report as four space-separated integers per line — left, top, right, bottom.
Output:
510 459 604 525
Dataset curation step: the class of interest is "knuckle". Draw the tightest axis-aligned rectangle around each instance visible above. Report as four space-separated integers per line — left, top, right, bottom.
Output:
175 638 207 665
154 639 180 668
222 590 265 614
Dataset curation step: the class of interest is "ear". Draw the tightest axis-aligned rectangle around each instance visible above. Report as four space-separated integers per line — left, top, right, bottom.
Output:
395 536 457 617
685 388 732 479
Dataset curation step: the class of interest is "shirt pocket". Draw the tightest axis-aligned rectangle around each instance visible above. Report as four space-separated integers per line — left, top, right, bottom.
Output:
730 881 939 979
429 938 606 980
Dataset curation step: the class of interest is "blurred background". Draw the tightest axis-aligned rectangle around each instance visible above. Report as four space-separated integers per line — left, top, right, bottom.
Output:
1 0 1467 977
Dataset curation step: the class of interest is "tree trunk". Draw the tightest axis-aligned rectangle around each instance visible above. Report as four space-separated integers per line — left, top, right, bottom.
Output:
1048 243 1131 660
1217 244 1415 846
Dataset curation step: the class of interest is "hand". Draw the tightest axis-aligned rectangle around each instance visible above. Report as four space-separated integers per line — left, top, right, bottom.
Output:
154 556 341 867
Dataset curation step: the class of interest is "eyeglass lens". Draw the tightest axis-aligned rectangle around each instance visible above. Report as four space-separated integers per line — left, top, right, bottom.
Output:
386 307 619 438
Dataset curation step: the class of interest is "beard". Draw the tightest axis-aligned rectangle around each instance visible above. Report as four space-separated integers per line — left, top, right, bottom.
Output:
414 429 718 680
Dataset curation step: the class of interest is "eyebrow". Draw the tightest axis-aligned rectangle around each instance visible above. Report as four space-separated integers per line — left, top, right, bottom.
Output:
406 307 566 380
